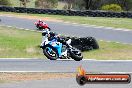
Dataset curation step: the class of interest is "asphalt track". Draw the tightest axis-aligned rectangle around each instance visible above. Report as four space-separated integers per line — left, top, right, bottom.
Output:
0 15 132 88
0 59 132 72
0 15 132 73
0 15 132 44
0 77 131 88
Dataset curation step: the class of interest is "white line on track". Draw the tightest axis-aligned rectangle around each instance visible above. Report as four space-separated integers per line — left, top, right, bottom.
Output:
92 26 105 29
0 58 132 62
104 27 113 29
0 71 131 74
1 24 132 45
1 15 132 32
62 21 132 32
60 20 132 32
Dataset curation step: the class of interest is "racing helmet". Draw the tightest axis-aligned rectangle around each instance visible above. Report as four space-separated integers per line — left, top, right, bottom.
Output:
39 19 42 22
38 19 43 23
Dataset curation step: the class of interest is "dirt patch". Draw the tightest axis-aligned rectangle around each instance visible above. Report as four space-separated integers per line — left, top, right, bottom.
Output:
26 47 36 53
0 48 4 52
0 73 75 82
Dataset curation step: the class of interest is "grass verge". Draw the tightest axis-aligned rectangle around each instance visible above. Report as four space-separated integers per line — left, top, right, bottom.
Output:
0 12 132 29
0 25 43 58
0 26 132 60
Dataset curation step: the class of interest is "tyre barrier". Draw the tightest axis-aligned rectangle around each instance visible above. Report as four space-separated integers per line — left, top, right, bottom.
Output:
62 36 99 51
0 6 132 18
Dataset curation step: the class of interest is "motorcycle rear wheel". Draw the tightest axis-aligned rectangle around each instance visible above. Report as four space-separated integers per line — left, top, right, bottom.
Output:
70 47 83 61
89 37 99 49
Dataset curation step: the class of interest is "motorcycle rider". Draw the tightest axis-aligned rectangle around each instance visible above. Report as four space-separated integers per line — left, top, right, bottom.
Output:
38 19 43 24
37 19 51 31
41 28 65 46
40 24 69 58
39 19 66 45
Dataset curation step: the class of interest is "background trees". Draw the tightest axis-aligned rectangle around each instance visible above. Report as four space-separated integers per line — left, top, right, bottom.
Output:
115 0 132 11
0 0 11 6
0 0 132 11
71 0 132 11
35 0 58 9
19 0 30 8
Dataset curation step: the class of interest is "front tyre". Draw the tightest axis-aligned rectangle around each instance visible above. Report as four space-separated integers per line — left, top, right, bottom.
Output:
43 46 58 60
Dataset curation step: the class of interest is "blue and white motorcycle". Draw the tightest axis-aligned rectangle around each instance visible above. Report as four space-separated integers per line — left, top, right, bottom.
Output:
40 29 83 61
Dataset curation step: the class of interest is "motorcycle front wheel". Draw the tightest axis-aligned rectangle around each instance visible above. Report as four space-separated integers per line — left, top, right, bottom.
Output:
43 46 58 60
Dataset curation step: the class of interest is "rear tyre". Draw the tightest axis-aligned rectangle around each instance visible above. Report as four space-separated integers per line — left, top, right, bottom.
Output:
70 47 83 61
43 46 58 60
36 24 43 30
89 37 99 49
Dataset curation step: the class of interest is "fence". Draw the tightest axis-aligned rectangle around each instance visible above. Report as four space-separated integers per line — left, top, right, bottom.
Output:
0 6 132 18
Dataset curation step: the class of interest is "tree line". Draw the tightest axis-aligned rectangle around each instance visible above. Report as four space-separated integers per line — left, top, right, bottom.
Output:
0 0 132 11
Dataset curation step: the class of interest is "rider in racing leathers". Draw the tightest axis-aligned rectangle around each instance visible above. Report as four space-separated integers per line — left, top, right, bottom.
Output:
41 28 66 46
37 19 51 31
39 19 65 46
40 20 69 57
40 29 68 58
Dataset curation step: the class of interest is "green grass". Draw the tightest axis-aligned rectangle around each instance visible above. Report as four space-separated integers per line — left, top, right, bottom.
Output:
83 41 132 60
0 80 7 84
1 26 132 60
0 12 132 29
0 26 44 58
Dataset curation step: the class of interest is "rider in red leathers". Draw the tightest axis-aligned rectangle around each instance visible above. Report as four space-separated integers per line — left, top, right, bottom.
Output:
35 19 51 31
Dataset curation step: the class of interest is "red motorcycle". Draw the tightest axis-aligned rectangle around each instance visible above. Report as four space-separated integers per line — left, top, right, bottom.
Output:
34 20 50 31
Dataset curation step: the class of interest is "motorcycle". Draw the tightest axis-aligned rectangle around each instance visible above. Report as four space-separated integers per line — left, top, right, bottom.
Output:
34 21 50 31
40 29 83 61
